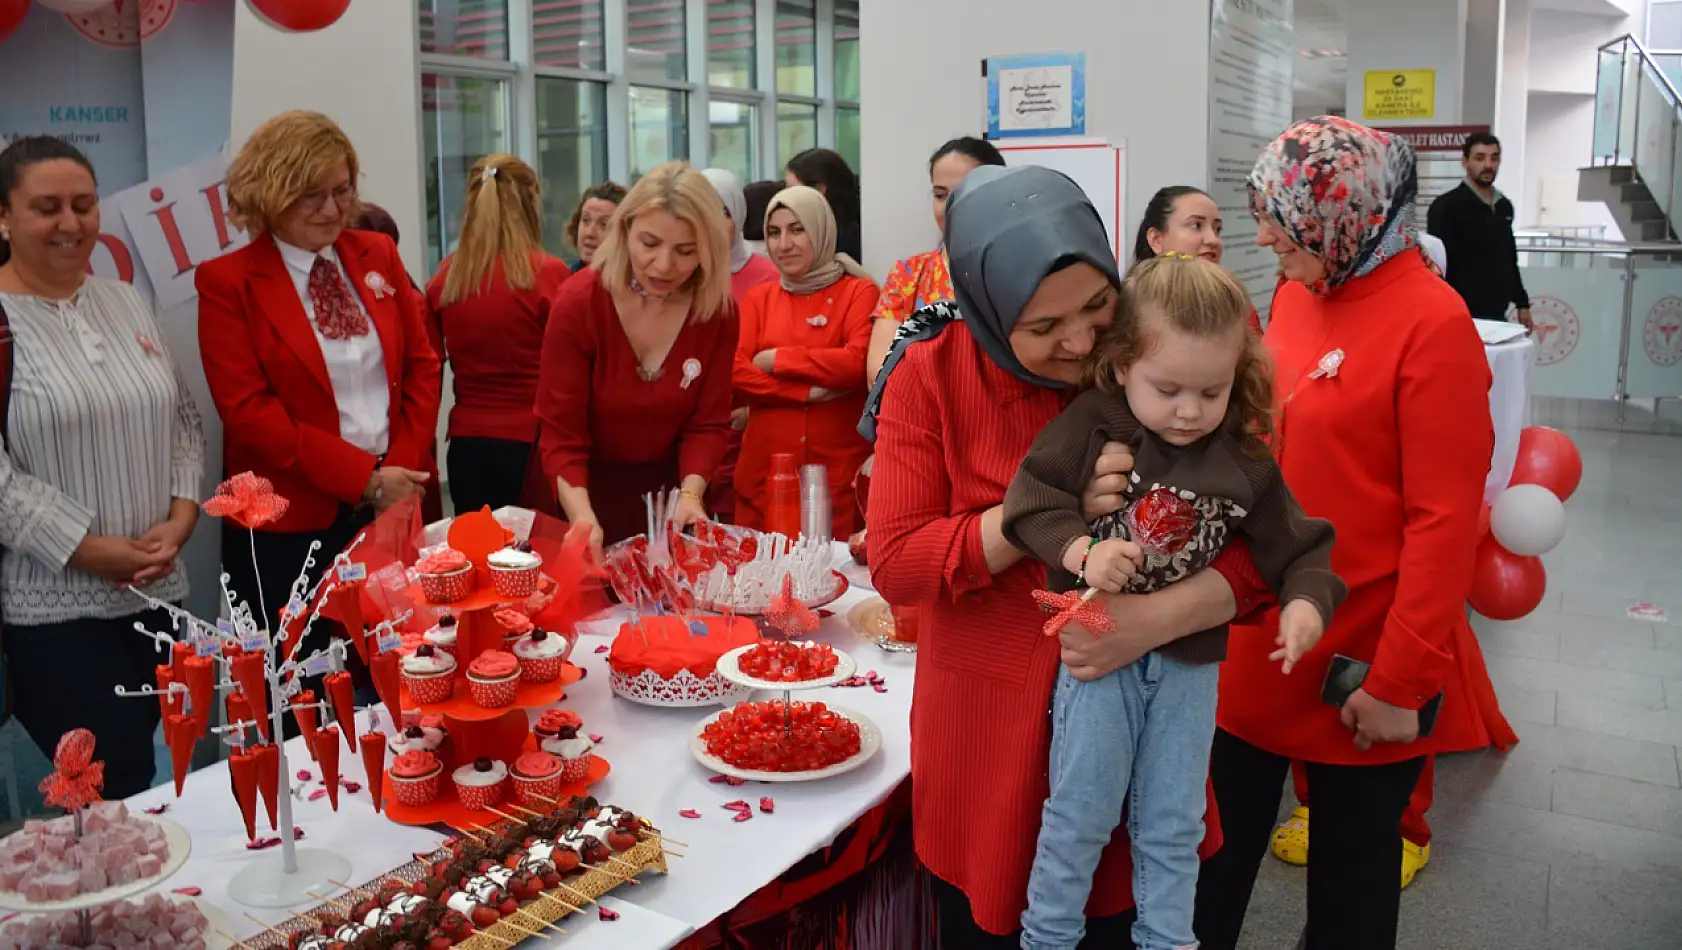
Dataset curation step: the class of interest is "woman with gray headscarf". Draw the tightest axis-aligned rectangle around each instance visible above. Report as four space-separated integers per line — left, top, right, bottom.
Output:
863 165 1270 947
702 168 779 303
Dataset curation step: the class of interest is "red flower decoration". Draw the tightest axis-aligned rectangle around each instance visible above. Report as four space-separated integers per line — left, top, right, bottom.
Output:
1032 589 1116 639
765 574 818 639
203 472 290 530
40 729 104 812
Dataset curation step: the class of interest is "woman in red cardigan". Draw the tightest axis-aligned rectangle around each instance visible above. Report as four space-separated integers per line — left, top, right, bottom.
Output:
864 165 1267 948
536 162 736 547
1191 117 1496 950
198 111 442 683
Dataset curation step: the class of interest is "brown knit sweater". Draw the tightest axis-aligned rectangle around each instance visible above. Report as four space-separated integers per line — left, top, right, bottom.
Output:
1002 389 1346 665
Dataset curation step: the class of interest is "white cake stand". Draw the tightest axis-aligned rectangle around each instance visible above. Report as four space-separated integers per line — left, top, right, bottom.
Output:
226 846 354 908
0 814 192 945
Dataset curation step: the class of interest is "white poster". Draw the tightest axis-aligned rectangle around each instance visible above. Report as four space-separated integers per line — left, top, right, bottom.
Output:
106 150 249 311
1207 0 1295 321
1623 263 1682 399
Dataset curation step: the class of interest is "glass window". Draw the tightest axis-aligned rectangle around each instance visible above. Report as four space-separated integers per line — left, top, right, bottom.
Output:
627 0 687 84
536 78 610 260
631 87 691 179
776 100 817 170
836 106 860 177
533 0 606 71
421 74 511 272
709 100 759 183
834 0 859 102
708 0 756 89
419 0 511 60
775 0 816 97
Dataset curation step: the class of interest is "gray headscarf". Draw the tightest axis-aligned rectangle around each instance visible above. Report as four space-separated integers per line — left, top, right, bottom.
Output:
702 168 752 274
859 165 1120 441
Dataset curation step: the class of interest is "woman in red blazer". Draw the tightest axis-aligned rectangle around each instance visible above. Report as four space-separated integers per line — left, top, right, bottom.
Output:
1190 117 1496 950
198 111 442 686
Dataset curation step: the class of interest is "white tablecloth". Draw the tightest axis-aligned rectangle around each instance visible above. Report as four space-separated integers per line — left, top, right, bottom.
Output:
120 546 908 949
1484 335 1534 503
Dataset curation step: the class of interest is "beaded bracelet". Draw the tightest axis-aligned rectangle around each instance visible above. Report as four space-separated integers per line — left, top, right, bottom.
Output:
1073 537 1100 587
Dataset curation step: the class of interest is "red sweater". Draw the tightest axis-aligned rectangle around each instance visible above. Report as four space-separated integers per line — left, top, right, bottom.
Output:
425 254 572 443
535 272 737 541
867 322 1258 934
1220 252 1499 765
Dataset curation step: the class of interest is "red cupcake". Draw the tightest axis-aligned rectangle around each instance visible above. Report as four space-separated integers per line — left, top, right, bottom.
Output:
510 751 565 806
452 756 508 811
417 548 473 604
512 629 567 684
389 750 443 806
466 650 520 708
400 645 457 704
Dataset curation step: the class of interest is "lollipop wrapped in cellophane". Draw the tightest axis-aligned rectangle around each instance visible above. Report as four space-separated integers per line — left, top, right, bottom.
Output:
1124 487 1200 558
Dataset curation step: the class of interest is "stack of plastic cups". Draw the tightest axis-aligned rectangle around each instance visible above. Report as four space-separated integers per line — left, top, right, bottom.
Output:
800 464 832 543
765 453 801 538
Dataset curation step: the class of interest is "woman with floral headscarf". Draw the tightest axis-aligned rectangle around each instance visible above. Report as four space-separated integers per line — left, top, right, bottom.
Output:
1191 117 1497 950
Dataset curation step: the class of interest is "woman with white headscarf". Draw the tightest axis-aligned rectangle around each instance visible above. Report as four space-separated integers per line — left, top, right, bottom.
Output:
731 185 878 535
702 168 779 304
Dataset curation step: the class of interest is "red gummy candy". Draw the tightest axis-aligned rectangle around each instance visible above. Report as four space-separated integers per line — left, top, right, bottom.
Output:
1125 487 1199 557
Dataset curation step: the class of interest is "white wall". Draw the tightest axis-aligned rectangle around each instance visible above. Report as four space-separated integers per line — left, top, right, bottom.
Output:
230 1 427 282
1344 0 1468 125
1528 93 1625 231
1530 8 1617 94
1501 0 1536 218
858 0 1211 276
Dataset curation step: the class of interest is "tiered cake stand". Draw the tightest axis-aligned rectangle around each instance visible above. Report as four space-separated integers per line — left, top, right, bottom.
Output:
690 644 882 782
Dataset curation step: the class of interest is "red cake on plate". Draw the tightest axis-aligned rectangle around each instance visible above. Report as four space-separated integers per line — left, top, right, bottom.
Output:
608 615 759 707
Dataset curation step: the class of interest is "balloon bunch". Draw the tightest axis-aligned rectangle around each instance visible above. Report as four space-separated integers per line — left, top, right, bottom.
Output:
1469 426 1582 621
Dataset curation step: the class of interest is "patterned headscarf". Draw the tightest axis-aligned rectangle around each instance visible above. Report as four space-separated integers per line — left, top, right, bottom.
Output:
1248 116 1428 296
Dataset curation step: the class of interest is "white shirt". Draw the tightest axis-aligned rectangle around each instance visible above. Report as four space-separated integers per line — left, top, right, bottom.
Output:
274 239 391 455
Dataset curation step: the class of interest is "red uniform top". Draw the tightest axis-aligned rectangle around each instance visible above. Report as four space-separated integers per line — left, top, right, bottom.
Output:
731 255 780 301
424 254 572 443
1219 253 1499 765
732 275 878 536
197 230 442 533
711 254 783 522
868 322 1257 935
535 272 737 543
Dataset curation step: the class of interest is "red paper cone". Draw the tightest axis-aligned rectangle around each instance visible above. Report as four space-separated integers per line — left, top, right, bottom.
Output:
323 671 356 749
291 690 321 762
368 651 403 722
358 732 386 814
253 743 280 831
328 583 368 663
182 656 213 740
166 713 195 796
171 640 193 681
230 653 270 741
228 750 260 841
313 725 342 811
154 665 180 743
225 691 255 735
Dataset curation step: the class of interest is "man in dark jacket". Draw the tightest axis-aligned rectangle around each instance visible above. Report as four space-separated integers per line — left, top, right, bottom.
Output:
1426 132 1532 328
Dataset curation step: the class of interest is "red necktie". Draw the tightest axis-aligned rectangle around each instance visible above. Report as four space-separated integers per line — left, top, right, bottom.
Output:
308 256 371 340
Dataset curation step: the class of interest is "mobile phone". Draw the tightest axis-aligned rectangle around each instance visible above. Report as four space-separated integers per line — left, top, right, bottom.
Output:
1320 654 1443 738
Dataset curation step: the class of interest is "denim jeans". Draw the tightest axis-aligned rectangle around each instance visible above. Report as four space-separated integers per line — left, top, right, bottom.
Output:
1020 652 1219 950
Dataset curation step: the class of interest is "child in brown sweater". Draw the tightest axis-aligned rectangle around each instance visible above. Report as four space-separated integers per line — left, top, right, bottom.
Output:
1003 255 1345 950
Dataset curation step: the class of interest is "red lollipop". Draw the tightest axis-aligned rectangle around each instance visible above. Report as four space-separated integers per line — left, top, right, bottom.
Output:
1125 488 1200 557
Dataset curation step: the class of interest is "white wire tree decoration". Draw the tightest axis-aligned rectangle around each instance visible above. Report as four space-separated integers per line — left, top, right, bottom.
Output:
115 472 409 907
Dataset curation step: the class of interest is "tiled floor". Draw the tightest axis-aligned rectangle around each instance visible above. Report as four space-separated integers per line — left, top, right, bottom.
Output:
1236 403 1682 950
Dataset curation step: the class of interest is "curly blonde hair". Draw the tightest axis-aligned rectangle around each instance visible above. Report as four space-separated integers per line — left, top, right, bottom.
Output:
226 111 360 235
1088 254 1276 455
591 162 732 323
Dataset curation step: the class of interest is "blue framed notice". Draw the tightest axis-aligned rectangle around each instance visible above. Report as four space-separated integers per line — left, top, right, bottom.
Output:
984 52 1087 140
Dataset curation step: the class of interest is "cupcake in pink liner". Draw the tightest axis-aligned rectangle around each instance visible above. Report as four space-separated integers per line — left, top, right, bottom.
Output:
422 614 460 660
534 709 593 783
466 650 520 708
488 542 543 598
417 548 473 604
510 751 565 806
389 750 443 806
390 716 449 758
512 629 568 684
401 645 457 704
452 756 508 811
494 607 533 649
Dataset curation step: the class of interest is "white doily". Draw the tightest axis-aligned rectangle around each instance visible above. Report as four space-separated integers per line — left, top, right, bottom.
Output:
609 667 753 708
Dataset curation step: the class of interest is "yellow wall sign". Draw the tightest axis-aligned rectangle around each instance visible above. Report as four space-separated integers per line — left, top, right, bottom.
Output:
1362 70 1436 120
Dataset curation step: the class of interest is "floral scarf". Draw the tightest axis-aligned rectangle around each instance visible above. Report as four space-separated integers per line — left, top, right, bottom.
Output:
1248 115 1430 296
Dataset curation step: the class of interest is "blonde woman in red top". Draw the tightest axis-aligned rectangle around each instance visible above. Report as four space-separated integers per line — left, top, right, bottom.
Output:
536 162 736 547
732 185 878 536
1191 117 1498 950
426 154 572 514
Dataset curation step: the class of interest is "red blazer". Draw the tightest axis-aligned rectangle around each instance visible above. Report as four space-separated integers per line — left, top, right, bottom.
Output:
197 230 443 533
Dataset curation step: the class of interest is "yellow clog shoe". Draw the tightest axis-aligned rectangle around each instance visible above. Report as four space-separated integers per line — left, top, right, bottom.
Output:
1269 806 1309 866
1401 839 1431 889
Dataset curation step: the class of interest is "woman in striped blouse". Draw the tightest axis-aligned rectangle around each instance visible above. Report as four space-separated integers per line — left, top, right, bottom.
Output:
0 136 205 797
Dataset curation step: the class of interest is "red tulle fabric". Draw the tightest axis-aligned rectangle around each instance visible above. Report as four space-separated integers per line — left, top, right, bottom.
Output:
40 729 104 811
203 472 291 530
1032 589 1117 638
765 574 819 638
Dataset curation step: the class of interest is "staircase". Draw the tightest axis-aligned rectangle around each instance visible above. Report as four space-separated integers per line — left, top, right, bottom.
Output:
1580 34 1682 247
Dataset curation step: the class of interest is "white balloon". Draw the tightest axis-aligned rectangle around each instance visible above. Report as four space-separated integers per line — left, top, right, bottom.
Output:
36 0 117 13
1490 483 1567 557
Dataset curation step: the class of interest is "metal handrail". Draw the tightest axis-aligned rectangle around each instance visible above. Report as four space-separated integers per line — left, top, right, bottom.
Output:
1514 244 1680 255
1599 33 1682 108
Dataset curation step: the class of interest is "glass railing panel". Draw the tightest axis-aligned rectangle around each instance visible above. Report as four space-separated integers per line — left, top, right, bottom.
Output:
1624 253 1682 399
1595 46 1629 162
1520 252 1632 400
1634 66 1678 223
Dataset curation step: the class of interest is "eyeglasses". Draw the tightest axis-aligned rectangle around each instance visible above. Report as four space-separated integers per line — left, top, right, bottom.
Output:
297 183 357 215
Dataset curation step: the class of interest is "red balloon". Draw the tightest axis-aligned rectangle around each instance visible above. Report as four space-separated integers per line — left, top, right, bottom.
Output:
1510 425 1582 502
246 0 349 32
0 0 30 44
1468 536 1547 621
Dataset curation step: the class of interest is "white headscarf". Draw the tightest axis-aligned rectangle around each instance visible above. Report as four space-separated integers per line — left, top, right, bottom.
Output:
702 168 752 274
